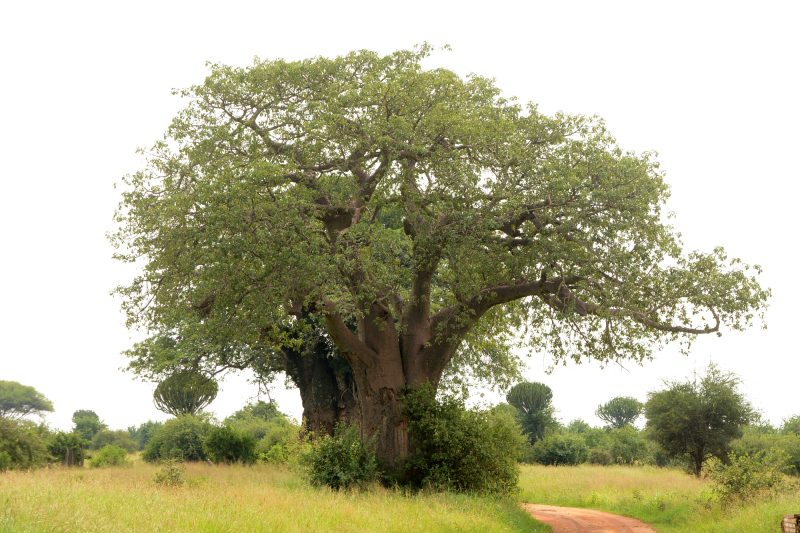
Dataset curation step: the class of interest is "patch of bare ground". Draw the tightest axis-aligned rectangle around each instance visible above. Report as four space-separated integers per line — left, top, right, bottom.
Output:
523 504 659 533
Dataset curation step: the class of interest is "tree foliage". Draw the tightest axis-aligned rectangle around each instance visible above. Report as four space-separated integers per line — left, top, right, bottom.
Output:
644 364 753 476
152 370 218 417
90 429 139 453
0 381 54 420
596 396 643 429
113 44 768 465
142 413 214 462
127 420 164 450
72 410 107 442
0 418 49 469
47 431 85 467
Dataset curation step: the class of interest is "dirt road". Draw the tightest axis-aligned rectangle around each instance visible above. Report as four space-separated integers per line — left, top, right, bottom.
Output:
523 504 660 533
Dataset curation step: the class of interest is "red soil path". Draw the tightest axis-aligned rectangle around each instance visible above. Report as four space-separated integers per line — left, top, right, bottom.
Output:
523 504 660 533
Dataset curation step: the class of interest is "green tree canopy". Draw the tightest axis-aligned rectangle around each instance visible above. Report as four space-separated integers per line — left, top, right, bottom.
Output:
0 381 54 420
72 410 107 442
153 370 218 417
506 382 559 444
113 45 768 466
596 396 643 429
644 364 753 476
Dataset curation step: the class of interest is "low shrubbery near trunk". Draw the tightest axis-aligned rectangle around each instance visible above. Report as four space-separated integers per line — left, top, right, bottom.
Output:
300 423 380 490
399 386 520 496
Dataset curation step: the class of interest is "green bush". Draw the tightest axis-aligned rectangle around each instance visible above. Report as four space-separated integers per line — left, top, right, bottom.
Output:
531 434 588 466
153 458 186 487
47 431 85 466
587 448 614 465
401 386 519 496
580 427 610 449
488 403 533 463
0 451 11 472
608 426 648 465
300 423 379 490
707 451 787 504
0 418 49 470
142 414 213 462
88 445 131 468
203 425 257 464
90 429 139 452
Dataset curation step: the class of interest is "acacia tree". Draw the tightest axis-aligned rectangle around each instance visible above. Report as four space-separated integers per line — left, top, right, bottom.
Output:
644 364 753 476
113 45 768 466
0 381 54 420
596 396 643 429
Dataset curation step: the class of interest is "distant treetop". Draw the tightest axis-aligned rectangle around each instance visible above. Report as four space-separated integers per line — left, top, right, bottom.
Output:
0 381 54 420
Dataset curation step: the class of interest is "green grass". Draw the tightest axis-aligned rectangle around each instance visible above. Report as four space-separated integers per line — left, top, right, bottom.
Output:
518 464 800 532
0 462 547 533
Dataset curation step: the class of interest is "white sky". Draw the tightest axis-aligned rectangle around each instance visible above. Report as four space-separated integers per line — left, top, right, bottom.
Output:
1 1 797 432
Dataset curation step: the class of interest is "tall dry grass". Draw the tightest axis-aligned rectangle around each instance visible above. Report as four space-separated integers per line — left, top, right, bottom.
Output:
0 462 545 533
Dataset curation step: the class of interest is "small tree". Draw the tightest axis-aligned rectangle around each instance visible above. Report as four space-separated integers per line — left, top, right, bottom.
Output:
47 431 85 467
72 410 107 442
0 381 54 420
645 364 753 476
506 382 558 444
153 371 218 417
596 396 643 429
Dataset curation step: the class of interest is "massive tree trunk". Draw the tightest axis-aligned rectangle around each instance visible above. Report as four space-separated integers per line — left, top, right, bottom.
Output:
281 339 360 437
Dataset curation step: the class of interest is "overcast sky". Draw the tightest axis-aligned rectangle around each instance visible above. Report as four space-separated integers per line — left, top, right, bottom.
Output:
1 1 797 432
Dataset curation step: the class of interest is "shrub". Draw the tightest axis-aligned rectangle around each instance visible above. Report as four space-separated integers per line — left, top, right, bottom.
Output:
0 451 11 472
531 434 588 466
88 445 131 468
0 418 49 470
203 425 257 464
300 423 379 490
707 451 787 504
608 426 648 465
731 427 800 477
153 458 186 487
401 386 519 496
587 448 614 465
142 413 213 462
90 429 139 452
580 427 610 449
488 403 533 463
47 431 85 466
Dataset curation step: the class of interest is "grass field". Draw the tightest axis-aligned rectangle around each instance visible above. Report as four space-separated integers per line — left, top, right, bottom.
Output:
0 462 546 533
5 461 799 532
518 464 800 533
